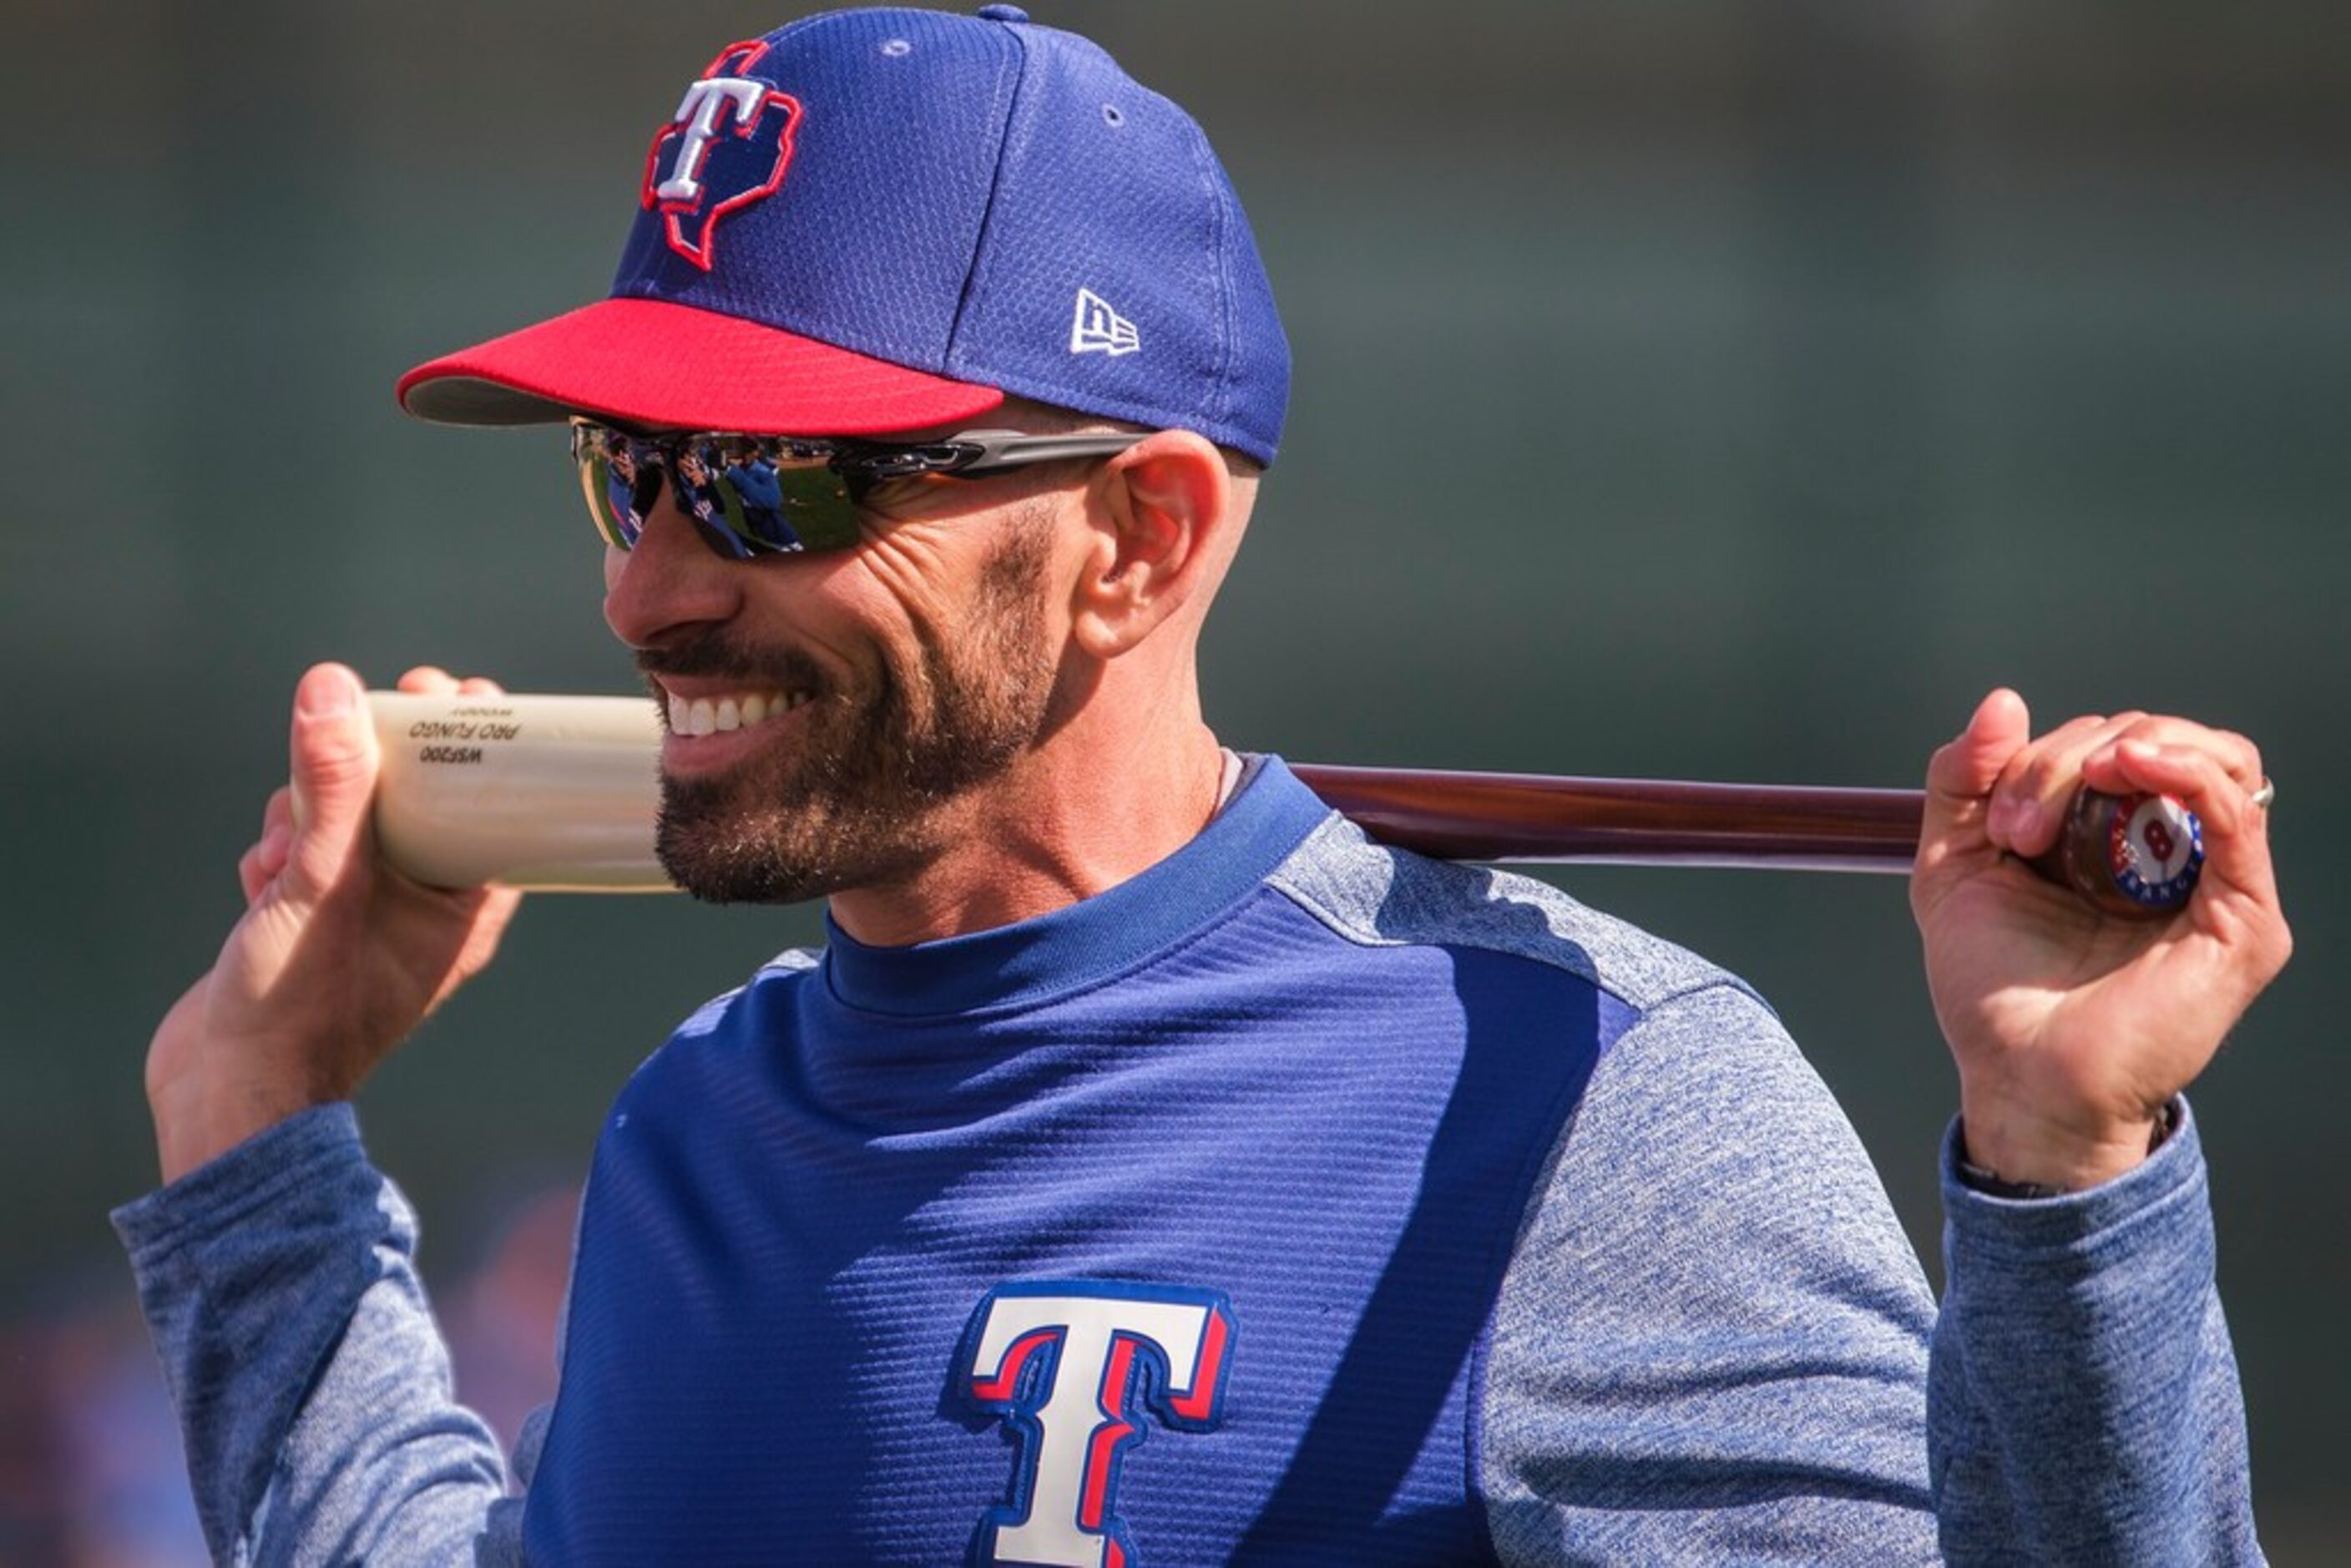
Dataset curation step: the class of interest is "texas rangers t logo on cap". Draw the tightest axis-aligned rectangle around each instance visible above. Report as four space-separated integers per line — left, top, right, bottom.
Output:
640 39 802 271
961 1281 1236 1568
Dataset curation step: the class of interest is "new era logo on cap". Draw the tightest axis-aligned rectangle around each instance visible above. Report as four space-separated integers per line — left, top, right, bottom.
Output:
1069 287 1140 357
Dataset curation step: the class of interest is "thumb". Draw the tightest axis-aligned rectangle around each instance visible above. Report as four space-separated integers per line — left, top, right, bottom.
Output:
284 663 382 898
1925 688 2030 809
1917 688 2031 877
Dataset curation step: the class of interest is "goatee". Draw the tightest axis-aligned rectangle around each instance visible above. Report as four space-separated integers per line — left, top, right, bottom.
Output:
646 518 1060 904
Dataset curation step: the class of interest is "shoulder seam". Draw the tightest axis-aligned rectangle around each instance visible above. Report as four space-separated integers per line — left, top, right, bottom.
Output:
1264 819 1762 1019
1267 857 1669 1001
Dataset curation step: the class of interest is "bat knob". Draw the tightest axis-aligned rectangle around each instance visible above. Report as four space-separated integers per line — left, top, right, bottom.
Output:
2033 789 2203 917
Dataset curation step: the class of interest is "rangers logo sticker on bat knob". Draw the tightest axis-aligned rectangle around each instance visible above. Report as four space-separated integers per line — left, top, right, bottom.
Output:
2109 792 2203 908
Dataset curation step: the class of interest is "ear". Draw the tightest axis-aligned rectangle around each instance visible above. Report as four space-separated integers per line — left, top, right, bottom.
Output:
1069 429 1234 659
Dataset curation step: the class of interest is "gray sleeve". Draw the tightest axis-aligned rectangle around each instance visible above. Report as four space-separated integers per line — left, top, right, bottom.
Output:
1930 1101 2263 1565
1480 981 1941 1565
110 1104 521 1565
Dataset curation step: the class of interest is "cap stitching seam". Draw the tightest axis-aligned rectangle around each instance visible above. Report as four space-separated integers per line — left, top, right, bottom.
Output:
943 23 1029 375
1187 114 1237 432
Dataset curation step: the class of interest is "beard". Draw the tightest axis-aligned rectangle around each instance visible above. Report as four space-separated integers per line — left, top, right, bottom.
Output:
644 518 1061 904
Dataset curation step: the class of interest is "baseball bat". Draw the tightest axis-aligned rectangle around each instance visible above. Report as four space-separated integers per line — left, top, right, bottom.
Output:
367 692 2202 913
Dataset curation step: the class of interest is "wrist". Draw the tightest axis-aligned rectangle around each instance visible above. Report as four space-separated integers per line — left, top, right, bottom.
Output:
149 1070 327 1186
1955 1098 2175 1196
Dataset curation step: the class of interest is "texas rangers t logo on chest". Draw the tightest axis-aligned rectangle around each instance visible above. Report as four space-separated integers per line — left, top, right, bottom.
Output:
640 38 802 271
960 1282 1237 1568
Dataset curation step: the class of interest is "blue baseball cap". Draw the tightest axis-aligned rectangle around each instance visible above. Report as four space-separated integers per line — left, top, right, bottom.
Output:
397 5 1289 466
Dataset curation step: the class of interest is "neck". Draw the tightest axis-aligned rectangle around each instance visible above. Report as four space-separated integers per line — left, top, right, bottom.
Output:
827 673 1225 948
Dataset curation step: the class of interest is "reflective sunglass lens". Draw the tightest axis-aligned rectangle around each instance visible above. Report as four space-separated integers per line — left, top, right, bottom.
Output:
572 423 864 559
579 440 651 549
772 467 862 551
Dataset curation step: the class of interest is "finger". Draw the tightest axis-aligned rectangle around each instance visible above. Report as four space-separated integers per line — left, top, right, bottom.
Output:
283 663 382 900
238 822 295 904
396 665 461 695
1988 711 2146 858
260 784 294 842
2097 716 2263 796
454 675 508 696
243 786 296 902
2100 740 2283 917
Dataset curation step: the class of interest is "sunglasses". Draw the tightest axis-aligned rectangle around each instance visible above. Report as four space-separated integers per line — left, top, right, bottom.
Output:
571 418 1146 559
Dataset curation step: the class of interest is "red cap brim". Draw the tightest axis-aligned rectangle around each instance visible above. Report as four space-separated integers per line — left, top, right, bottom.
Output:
396 297 1004 434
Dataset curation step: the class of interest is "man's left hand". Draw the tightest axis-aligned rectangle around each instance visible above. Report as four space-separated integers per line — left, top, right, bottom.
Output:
1911 690 2292 1191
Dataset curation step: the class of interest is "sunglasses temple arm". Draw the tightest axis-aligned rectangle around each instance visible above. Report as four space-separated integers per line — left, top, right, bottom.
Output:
959 433 1150 468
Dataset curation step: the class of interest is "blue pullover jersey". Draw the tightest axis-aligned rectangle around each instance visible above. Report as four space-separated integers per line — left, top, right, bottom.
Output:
527 757 1621 1563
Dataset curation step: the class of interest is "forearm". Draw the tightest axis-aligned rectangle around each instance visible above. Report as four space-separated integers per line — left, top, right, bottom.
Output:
112 1105 508 1565
1929 1100 2262 1565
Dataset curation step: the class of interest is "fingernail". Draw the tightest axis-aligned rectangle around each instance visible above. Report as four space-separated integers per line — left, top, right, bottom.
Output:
1987 797 2017 839
2011 799 2045 842
298 667 358 719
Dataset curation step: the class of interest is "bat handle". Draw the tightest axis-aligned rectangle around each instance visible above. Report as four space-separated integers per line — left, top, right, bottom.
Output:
2032 790 2203 916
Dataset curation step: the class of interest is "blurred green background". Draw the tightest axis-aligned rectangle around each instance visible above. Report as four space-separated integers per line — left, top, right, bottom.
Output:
3 0 2344 1559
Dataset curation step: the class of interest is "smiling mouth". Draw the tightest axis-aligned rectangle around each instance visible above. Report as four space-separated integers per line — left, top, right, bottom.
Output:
663 688 816 737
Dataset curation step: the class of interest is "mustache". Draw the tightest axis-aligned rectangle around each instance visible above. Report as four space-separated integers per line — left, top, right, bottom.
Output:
636 633 831 695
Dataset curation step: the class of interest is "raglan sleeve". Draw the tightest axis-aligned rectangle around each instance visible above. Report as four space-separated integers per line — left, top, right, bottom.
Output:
110 1103 527 1566
1478 979 1943 1564
1929 1100 2263 1564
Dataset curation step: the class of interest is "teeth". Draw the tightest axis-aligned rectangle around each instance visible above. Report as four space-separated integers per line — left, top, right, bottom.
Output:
666 688 799 737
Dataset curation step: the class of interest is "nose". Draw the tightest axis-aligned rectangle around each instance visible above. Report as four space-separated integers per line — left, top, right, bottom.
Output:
602 490 743 650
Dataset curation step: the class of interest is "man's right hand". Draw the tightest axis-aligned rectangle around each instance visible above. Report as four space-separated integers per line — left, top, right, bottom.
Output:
144 663 524 1184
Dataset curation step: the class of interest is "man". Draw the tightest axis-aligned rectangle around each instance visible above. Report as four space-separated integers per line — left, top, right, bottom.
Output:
117 6 2289 1564
715 451 802 551
599 432 658 539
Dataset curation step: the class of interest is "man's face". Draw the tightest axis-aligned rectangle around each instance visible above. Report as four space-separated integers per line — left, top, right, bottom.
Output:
605 454 1073 905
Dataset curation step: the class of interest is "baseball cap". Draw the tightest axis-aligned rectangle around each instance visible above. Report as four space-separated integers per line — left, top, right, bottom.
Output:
397 4 1289 466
